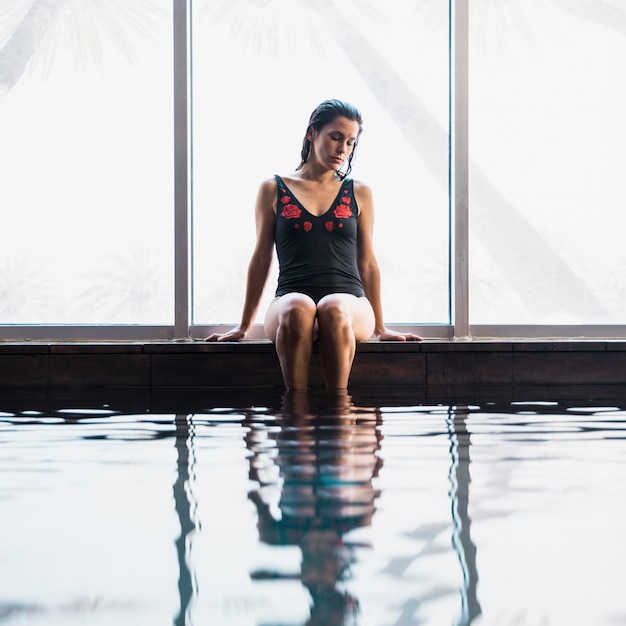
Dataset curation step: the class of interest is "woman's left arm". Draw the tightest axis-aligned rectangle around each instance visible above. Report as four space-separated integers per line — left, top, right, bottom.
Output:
355 181 422 342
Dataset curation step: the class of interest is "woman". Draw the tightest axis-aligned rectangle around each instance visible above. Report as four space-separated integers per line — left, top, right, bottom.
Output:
205 99 421 390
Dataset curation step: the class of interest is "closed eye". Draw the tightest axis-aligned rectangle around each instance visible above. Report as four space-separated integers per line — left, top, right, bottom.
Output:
331 133 356 147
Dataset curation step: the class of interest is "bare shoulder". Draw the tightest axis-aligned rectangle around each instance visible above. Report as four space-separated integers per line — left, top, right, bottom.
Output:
258 176 278 196
352 179 374 214
256 176 279 212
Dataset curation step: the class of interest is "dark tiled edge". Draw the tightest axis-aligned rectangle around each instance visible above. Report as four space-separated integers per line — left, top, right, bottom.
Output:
426 352 514 386
350 352 426 386
512 341 608 352
5 383 626 416
0 344 51 354
0 387 153 414
50 343 145 354
421 341 513 352
606 341 626 352
513 351 626 385
50 354 151 387
1 341 626 388
511 341 626 385
143 341 238 353
151 352 284 387
356 341 424 353
0 354 50 386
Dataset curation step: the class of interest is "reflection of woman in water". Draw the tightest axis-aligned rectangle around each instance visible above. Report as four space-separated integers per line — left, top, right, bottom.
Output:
246 390 382 625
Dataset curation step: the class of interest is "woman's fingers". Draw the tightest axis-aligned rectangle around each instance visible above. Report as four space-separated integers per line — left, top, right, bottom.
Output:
377 330 423 342
204 331 244 342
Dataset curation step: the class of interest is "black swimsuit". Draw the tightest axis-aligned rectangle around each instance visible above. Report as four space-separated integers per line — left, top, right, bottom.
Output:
274 175 365 303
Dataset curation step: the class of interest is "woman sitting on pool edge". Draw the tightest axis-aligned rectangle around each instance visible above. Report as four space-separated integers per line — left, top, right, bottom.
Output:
205 99 421 390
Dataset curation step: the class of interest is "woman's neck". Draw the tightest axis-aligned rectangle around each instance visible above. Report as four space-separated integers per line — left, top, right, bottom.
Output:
296 163 341 184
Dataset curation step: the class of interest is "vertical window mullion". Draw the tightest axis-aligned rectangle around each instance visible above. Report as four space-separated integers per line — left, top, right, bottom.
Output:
173 0 191 339
452 0 469 339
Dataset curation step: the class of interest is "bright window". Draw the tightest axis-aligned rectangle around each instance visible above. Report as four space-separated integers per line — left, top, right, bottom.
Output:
2 0 625 340
0 1 174 325
191 1 451 325
469 0 626 325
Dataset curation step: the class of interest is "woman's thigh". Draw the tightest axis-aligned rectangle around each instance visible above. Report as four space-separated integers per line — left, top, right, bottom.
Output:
316 294 375 342
264 293 317 342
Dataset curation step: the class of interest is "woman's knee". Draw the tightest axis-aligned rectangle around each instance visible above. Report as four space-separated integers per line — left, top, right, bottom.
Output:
283 301 316 330
266 294 317 341
316 297 351 328
316 298 357 342
317 295 374 341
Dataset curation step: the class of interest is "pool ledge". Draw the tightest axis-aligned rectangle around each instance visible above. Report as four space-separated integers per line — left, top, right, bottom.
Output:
1 339 626 389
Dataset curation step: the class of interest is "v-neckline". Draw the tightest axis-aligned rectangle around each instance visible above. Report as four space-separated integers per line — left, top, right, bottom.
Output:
279 176 345 219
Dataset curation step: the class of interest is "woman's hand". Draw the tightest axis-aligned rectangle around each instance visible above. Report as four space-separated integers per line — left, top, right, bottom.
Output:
204 326 247 342
375 328 423 342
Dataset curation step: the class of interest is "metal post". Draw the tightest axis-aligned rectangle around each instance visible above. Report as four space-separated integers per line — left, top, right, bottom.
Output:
452 0 470 340
173 0 191 340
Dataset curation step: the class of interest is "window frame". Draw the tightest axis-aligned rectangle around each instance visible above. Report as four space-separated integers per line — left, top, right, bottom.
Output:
2 0 624 342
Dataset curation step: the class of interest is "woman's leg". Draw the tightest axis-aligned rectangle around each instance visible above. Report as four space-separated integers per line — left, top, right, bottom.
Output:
264 293 317 390
315 295 375 390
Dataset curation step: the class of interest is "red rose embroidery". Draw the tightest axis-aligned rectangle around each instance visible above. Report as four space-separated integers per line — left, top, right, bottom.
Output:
339 223 344 228
282 203 301 219
303 221 312 232
341 197 351 204
325 221 334 232
281 195 291 204
333 204 352 219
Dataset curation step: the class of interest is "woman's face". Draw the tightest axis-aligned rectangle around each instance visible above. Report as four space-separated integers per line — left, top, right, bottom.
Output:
308 116 361 173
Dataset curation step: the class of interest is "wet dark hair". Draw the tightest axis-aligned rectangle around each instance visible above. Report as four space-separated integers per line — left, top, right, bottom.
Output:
297 99 363 179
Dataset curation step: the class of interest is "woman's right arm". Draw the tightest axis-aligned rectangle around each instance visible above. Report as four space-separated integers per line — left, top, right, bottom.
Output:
205 179 277 342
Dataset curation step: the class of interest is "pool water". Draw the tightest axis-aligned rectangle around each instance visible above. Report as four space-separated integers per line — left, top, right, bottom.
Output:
1 388 625 625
